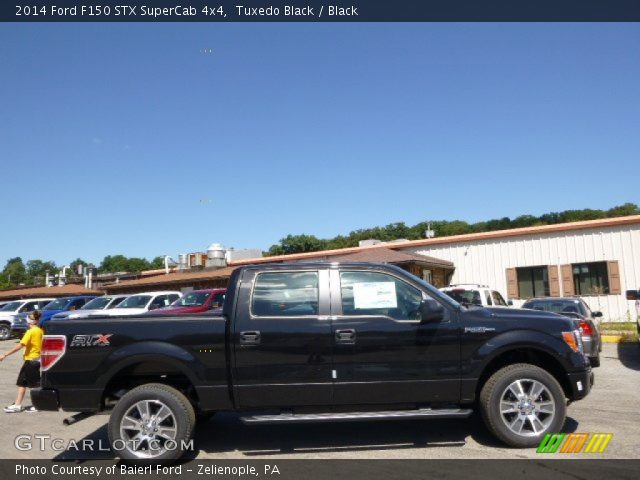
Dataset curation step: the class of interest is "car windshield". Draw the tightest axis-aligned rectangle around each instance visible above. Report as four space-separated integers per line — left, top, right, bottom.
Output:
117 295 152 308
523 300 582 315
0 301 23 312
443 289 482 306
172 292 210 307
43 298 70 310
81 297 112 310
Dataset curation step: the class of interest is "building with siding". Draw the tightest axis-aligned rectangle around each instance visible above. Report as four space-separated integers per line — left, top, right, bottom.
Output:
231 215 640 322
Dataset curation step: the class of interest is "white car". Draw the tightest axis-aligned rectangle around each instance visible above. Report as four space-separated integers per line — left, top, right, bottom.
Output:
51 295 131 320
439 284 510 308
100 291 182 317
0 298 54 340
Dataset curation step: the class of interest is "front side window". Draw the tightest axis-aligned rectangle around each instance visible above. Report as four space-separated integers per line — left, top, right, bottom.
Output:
252 271 319 317
572 262 609 296
340 271 422 321
516 266 549 299
20 302 39 313
491 291 508 306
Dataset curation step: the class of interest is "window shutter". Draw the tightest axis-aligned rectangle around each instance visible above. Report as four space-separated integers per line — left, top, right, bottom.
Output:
561 264 574 296
607 261 621 295
548 265 560 297
506 268 519 299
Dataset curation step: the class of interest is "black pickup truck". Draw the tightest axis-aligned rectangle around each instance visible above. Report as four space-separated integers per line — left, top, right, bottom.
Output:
33 262 593 461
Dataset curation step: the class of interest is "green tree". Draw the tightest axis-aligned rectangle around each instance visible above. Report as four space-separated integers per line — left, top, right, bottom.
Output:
267 234 327 256
26 259 57 285
2 257 27 286
149 256 166 269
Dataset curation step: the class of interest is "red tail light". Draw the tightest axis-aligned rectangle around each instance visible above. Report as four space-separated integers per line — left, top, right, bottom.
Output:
41 335 67 371
578 320 594 336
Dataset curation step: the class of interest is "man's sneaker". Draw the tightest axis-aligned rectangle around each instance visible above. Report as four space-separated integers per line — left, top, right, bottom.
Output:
25 406 37 413
4 404 23 413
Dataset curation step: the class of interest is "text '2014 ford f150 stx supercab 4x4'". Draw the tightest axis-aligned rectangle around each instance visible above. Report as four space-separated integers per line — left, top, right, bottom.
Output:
32 262 593 462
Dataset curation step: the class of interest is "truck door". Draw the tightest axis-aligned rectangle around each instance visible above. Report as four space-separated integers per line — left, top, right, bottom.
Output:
232 268 333 408
329 268 461 406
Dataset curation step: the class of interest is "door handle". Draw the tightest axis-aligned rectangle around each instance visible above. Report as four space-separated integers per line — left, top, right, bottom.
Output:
240 330 261 345
335 329 356 343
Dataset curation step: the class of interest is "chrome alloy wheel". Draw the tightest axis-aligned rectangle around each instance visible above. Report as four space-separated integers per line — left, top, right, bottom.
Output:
499 378 556 437
119 399 178 458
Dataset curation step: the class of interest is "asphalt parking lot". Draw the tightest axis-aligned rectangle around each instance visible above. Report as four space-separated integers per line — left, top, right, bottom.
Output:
0 342 638 460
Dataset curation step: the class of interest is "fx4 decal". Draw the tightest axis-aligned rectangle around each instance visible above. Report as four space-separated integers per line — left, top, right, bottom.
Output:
70 334 113 347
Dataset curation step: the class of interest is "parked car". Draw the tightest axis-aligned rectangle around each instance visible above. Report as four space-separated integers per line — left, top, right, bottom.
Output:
440 284 510 307
522 297 602 367
98 291 182 317
39 296 97 328
51 295 130 320
33 262 593 462
0 298 53 339
155 289 226 315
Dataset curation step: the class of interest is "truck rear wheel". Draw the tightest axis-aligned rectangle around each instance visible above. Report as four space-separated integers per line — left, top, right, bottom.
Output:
108 383 196 463
479 363 566 448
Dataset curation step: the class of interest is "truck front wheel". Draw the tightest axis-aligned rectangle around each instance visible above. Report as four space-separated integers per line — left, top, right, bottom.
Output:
479 363 566 448
108 383 196 463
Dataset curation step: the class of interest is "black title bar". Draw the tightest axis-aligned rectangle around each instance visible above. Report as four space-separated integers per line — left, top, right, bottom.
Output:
3 0 640 22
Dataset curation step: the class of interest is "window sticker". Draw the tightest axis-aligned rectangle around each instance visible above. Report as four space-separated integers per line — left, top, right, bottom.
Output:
353 282 397 309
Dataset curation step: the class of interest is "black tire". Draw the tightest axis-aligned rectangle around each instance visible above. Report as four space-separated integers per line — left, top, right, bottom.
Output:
0 324 11 341
589 355 601 368
108 383 196 464
479 363 566 448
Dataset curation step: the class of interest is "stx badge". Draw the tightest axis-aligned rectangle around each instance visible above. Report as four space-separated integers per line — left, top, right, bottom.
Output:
70 334 113 347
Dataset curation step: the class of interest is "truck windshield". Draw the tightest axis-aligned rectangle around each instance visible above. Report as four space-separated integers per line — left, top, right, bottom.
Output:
118 295 152 308
43 298 70 310
0 301 23 312
81 297 112 310
172 292 210 307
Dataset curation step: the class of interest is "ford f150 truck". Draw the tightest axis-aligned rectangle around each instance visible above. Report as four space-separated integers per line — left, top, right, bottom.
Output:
32 262 593 462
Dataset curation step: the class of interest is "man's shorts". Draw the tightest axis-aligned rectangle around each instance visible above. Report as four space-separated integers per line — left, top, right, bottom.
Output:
16 360 41 388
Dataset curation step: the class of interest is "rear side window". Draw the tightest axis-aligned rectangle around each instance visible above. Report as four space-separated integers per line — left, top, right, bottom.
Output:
252 271 319 317
340 271 422 321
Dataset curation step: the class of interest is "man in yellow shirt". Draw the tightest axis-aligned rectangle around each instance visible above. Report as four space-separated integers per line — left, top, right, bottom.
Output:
0 310 44 413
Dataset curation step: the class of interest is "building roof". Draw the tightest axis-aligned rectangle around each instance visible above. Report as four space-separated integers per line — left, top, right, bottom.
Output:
330 248 453 268
103 267 236 291
229 215 640 265
0 284 105 301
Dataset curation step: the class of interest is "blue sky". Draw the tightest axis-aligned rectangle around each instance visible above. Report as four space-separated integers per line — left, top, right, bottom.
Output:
1 23 638 267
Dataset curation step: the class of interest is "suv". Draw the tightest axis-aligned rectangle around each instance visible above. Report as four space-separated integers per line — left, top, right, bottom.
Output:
440 284 510 307
0 298 53 340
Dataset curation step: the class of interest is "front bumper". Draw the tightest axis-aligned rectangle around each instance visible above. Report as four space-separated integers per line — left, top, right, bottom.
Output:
30 388 59 411
567 367 593 401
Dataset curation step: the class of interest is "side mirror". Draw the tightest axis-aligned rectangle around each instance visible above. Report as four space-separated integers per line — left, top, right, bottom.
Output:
593 311 603 318
419 298 445 323
507 299 514 306
626 290 639 301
